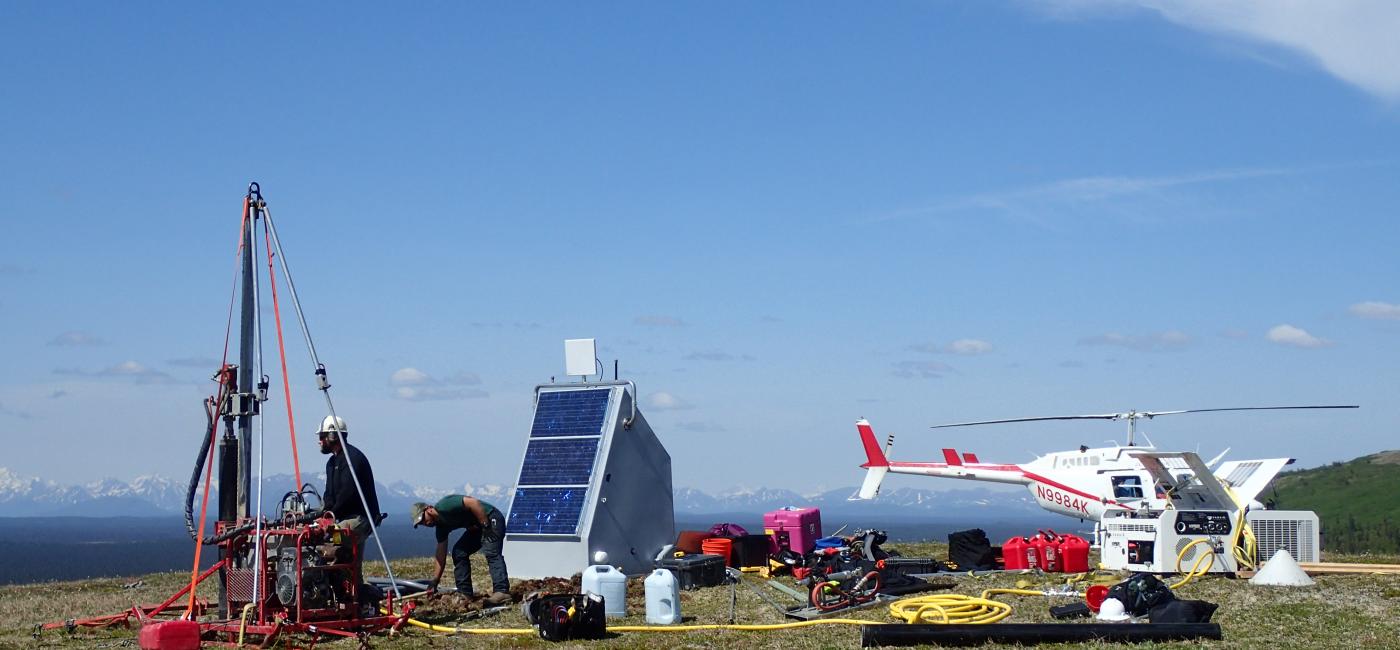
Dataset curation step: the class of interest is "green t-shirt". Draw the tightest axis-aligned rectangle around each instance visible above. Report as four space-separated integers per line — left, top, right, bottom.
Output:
433 495 499 543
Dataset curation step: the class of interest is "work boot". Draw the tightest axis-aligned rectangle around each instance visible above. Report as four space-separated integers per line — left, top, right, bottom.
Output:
484 591 511 606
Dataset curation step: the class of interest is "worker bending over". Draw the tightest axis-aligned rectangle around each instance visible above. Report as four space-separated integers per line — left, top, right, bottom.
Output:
412 495 510 605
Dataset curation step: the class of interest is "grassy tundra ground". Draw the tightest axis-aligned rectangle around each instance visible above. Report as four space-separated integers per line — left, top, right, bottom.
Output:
5 544 1398 649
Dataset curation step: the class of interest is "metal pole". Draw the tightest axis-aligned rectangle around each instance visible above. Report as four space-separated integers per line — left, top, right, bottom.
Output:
238 189 257 521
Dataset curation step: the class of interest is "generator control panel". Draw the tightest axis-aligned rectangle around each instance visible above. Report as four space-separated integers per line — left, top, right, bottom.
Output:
1100 509 1240 574
1174 511 1232 535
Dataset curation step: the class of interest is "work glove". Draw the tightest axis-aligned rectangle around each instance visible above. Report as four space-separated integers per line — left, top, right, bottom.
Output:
424 579 439 595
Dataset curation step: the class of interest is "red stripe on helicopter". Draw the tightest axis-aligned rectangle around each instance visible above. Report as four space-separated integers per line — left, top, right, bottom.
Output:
1021 470 1130 510
884 462 1130 510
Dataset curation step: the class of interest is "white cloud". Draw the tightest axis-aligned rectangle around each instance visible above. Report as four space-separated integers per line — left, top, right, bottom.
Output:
390 367 433 386
871 166 1294 223
1079 330 1192 351
634 315 686 327
891 360 953 379
908 339 995 356
646 391 692 411
54 360 175 384
47 331 105 347
1266 324 1332 348
389 367 486 401
947 339 995 356
1349 301 1400 320
1039 0 1400 101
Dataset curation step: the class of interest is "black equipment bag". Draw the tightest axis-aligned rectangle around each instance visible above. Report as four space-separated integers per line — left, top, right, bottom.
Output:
527 593 607 642
1107 573 1176 617
1150 599 1219 623
947 528 997 570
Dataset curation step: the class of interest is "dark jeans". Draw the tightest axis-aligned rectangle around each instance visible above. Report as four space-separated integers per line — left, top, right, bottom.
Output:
451 510 509 595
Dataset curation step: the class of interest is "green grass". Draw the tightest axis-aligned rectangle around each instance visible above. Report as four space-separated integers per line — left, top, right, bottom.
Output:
5 543 1399 649
1270 450 1400 554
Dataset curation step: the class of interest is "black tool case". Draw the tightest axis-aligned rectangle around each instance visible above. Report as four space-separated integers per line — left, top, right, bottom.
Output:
656 553 727 590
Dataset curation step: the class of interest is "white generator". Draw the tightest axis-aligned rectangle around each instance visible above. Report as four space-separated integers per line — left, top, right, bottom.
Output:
1101 509 1239 573
1099 451 1244 574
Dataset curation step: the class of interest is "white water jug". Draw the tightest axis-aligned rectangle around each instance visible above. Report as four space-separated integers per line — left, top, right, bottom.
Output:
644 568 681 624
582 564 627 618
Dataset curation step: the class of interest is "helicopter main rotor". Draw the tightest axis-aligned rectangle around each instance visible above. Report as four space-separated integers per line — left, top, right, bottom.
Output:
929 405 1359 446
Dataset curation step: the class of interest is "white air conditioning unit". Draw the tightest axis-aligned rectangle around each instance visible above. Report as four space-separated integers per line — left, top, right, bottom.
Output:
1246 510 1320 563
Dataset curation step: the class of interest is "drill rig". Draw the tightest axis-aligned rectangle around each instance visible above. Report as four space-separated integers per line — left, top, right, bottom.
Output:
43 184 413 646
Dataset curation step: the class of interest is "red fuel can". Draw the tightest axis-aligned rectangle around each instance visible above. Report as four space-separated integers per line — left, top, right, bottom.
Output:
1003 536 1030 570
1060 534 1091 573
1026 535 1047 570
1038 530 1062 573
139 620 201 650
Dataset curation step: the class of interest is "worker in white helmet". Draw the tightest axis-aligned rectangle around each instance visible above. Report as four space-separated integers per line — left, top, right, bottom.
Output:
317 415 382 577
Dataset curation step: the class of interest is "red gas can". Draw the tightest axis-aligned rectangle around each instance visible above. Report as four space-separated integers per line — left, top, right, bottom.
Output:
1026 535 1047 570
1002 536 1029 570
1038 530 1062 573
139 620 201 650
1060 534 1091 573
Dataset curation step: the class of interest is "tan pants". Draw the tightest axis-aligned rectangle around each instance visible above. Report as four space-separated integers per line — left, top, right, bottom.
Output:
339 516 374 579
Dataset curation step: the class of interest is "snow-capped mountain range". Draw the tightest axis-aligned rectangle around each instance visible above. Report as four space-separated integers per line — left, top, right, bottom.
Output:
0 467 1040 518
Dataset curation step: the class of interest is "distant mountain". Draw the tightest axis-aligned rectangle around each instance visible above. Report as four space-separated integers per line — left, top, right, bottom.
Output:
0 468 507 520
1270 450 1400 554
0 466 1037 520
676 484 1041 518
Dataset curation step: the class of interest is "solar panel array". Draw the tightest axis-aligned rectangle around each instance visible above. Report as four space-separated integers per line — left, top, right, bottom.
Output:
510 388 612 536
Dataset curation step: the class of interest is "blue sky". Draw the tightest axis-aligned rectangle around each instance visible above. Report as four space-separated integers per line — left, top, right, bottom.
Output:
1 2 1397 494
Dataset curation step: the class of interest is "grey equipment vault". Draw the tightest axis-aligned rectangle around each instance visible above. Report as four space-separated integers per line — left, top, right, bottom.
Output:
503 381 675 578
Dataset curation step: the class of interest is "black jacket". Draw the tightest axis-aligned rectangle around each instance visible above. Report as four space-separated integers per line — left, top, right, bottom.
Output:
323 443 381 523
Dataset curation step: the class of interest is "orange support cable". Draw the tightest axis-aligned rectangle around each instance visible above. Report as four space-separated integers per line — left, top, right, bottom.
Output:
263 222 303 491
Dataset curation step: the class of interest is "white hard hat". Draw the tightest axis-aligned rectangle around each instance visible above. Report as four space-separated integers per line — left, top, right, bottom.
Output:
318 415 348 435
1096 597 1130 621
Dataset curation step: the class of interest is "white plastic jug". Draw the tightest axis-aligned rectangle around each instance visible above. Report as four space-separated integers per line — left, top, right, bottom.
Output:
644 569 681 624
581 564 627 618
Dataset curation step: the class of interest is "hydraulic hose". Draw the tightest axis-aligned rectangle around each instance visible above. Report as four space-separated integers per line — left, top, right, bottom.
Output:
383 589 1056 636
184 399 217 542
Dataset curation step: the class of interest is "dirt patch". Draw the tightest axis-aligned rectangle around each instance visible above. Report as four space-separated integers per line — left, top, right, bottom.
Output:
1369 450 1400 465
510 576 580 601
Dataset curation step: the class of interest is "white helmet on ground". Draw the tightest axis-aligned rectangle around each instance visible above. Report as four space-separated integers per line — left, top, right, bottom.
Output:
318 415 348 435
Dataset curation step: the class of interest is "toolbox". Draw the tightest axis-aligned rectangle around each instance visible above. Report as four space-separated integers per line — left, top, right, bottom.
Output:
764 507 823 555
656 553 727 590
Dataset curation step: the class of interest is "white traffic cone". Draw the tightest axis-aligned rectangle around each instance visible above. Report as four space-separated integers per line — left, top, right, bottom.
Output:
1249 549 1315 587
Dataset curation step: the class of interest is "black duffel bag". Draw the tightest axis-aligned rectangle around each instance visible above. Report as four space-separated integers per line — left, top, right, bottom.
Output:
947 528 997 570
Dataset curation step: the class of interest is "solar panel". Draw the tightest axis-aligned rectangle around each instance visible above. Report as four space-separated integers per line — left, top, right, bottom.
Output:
507 487 588 535
530 389 611 438
516 438 601 486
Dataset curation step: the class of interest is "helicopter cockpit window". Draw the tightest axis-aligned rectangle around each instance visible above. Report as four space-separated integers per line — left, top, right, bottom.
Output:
1112 475 1144 500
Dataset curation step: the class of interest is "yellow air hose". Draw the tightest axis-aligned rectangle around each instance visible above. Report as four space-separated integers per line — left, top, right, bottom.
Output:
387 589 1050 634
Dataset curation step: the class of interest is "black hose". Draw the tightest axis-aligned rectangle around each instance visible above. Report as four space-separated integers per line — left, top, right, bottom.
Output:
184 398 217 542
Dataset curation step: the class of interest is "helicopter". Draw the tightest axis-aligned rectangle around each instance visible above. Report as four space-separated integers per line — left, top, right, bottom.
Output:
850 406 1358 522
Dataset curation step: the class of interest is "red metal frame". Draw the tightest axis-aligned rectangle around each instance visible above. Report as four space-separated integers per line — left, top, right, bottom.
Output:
42 517 413 645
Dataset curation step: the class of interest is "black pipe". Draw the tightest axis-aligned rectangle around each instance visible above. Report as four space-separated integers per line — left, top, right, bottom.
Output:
860 623 1222 647
184 399 217 542
217 425 239 524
